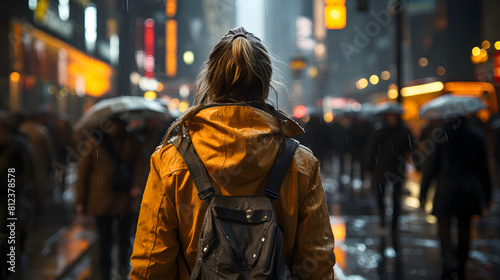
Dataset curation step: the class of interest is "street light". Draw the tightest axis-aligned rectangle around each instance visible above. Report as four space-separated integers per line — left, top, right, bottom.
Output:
356 78 368 89
369 75 379 85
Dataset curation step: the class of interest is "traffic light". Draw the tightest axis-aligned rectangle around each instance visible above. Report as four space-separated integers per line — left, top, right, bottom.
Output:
325 0 346 29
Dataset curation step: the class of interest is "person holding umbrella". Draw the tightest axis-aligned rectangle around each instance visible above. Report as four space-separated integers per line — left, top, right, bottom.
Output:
419 95 492 280
76 115 148 279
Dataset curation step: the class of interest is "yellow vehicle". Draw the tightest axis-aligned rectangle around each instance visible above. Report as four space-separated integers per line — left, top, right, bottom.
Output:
396 81 498 136
442 81 498 121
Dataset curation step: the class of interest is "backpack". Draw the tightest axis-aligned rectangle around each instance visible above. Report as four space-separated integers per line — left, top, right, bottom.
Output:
173 126 298 280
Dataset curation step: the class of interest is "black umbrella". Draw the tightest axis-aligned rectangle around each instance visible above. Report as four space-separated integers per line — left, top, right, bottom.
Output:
373 101 405 115
74 96 169 131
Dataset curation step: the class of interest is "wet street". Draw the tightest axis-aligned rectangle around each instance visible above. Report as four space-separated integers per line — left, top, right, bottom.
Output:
323 158 500 280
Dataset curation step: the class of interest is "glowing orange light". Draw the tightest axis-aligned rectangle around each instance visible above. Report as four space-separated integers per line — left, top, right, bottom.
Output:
419 57 428 67
381 71 391 80
495 41 500 50
330 216 347 271
436 66 446 76
179 100 189 112
323 112 334 123
356 78 368 89
156 82 164 92
10 72 20 82
331 222 346 241
166 0 177 17
482 40 490 50
472 47 481 56
166 20 177 77
401 81 443 97
388 89 398 99
444 81 497 114
170 98 180 109
289 59 307 70
20 22 113 97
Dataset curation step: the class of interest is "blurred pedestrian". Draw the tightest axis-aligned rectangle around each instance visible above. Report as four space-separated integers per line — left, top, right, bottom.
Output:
414 119 442 172
367 112 413 241
332 114 351 186
130 27 335 279
53 113 74 197
302 110 330 170
348 115 372 190
490 114 500 187
76 118 146 279
0 111 34 279
19 113 56 201
420 117 491 280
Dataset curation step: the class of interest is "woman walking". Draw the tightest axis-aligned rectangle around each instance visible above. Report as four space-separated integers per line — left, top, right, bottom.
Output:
130 27 335 279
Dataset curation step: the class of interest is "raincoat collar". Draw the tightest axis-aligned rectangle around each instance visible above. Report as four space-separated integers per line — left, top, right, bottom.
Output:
181 103 303 189
186 102 304 137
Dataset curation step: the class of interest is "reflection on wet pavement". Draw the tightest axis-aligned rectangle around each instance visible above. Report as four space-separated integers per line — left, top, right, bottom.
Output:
324 171 500 280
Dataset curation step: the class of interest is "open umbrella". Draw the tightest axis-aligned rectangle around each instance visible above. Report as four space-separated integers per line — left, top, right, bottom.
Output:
419 95 487 120
74 96 169 131
373 101 405 115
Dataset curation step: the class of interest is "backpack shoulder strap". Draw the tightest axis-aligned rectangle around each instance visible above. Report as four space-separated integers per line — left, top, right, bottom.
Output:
264 138 299 200
172 124 299 202
172 125 216 202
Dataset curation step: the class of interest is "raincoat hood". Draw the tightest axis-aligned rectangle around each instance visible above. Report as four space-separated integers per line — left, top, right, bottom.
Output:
184 104 304 190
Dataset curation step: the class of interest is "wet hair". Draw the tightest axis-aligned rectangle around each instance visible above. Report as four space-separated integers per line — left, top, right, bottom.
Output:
163 27 279 145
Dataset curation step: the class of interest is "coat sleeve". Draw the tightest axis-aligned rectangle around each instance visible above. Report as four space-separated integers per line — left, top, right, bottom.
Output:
130 152 180 279
291 160 335 279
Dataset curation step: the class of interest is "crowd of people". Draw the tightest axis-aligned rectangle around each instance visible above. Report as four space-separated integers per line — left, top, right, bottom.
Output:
299 107 496 280
1 25 499 280
1 101 497 280
0 108 171 279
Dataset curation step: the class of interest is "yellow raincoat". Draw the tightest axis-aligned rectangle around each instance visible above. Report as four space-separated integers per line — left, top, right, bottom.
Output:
130 105 335 279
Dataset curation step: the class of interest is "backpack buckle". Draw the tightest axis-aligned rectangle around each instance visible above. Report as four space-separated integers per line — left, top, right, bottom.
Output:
264 189 279 200
198 187 216 201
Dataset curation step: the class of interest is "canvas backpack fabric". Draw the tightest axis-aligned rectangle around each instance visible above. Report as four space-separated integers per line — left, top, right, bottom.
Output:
173 126 298 280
